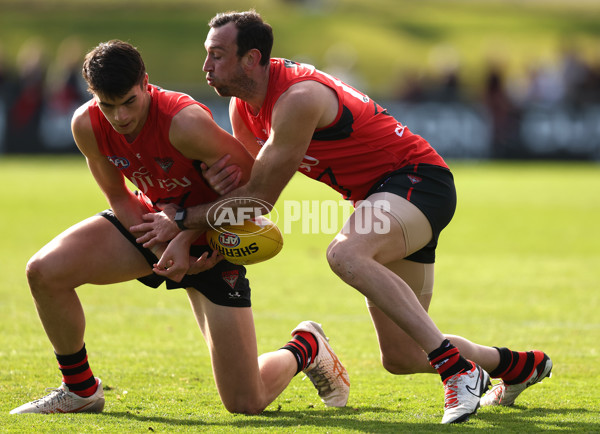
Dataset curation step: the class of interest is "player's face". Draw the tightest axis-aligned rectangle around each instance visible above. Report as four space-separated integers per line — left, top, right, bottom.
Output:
95 75 150 140
203 23 253 97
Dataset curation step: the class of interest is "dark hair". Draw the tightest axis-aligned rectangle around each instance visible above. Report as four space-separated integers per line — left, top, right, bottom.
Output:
82 40 146 98
208 10 273 66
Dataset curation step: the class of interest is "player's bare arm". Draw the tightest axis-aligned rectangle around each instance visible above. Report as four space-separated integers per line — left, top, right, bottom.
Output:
170 103 254 177
200 98 262 195
139 80 338 275
133 104 255 277
71 105 159 243
229 98 263 158
194 79 338 226
199 98 266 195
131 104 253 242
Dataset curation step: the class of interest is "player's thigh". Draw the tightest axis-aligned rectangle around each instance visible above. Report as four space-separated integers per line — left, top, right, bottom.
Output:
186 289 262 397
332 192 432 264
28 215 153 287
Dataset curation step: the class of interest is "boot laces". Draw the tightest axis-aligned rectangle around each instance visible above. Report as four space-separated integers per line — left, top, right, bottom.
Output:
444 377 460 409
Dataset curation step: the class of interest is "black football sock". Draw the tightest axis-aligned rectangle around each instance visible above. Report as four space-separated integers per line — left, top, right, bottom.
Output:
427 339 472 383
55 344 98 397
281 331 319 375
489 347 545 385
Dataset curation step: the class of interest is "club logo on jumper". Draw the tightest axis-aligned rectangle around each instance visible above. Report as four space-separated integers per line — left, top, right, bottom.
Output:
407 174 422 184
154 157 174 173
222 270 239 290
218 232 241 248
108 156 130 169
207 197 279 235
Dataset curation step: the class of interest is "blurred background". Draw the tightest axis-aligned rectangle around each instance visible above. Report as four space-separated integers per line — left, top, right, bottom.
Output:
0 0 599 160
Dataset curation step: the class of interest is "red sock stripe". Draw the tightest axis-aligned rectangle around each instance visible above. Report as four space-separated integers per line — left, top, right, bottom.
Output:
501 352 528 383
77 378 99 398
430 347 460 375
58 355 89 371
287 341 308 364
294 331 318 359
63 370 94 385
502 351 542 384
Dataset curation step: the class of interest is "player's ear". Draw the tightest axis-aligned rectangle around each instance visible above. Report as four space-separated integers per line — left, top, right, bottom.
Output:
242 49 262 70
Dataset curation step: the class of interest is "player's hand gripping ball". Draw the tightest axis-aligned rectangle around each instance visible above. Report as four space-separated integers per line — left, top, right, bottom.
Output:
206 216 283 265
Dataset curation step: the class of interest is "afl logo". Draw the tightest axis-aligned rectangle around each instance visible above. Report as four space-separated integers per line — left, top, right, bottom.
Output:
108 156 130 169
218 232 241 248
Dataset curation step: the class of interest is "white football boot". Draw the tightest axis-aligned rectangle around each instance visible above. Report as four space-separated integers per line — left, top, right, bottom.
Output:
480 351 553 407
441 362 491 424
292 321 350 407
10 378 105 414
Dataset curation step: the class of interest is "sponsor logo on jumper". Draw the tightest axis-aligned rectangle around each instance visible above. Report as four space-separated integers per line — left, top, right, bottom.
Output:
299 155 319 172
155 157 174 173
128 165 191 193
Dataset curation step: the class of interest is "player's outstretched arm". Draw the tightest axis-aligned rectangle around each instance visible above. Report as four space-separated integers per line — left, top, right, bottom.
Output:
133 81 336 275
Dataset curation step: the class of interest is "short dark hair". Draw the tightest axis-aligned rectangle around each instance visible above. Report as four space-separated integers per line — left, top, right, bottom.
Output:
82 40 146 98
208 10 273 66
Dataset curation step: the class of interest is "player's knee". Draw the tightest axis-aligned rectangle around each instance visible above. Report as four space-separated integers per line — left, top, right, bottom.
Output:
223 398 266 415
327 238 362 283
25 254 48 292
25 252 59 295
380 347 422 375
381 355 419 375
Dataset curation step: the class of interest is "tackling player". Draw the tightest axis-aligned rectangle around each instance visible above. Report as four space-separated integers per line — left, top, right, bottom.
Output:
132 12 552 424
10 40 349 415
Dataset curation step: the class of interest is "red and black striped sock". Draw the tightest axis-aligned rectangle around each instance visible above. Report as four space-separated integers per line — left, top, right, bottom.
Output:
489 347 544 385
281 331 319 375
428 339 472 383
55 344 98 398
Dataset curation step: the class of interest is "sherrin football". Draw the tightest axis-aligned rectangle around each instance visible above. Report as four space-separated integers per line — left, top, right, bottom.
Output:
206 216 283 265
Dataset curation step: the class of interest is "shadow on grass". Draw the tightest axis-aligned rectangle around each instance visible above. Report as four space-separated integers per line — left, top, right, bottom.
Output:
476 405 600 431
102 405 600 432
103 406 439 432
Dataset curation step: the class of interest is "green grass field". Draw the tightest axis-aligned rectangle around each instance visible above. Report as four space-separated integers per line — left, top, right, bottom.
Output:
0 156 599 432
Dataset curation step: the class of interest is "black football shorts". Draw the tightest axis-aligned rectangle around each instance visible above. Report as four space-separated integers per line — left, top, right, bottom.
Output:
366 163 457 263
99 210 251 307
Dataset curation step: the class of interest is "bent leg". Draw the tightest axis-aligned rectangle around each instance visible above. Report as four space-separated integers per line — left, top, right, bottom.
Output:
186 289 297 414
370 258 500 374
367 259 436 374
26 216 153 355
327 195 445 354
